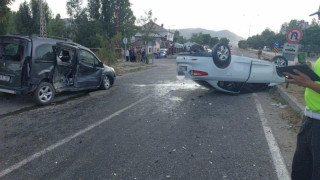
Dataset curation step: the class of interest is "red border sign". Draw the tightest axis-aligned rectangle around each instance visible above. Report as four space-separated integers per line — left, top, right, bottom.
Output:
286 28 303 43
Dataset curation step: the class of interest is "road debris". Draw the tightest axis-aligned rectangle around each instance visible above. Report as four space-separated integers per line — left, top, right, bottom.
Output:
271 103 287 109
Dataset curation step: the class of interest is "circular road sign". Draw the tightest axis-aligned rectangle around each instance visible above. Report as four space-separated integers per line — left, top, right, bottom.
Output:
286 28 303 43
123 37 128 45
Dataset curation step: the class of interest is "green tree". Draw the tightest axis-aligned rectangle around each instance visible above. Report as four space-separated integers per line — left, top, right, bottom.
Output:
261 28 276 49
202 34 211 45
97 33 122 65
74 9 100 47
238 40 248 49
190 33 204 44
137 10 158 53
247 35 264 49
14 0 51 35
0 0 15 34
14 2 32 34
280 19 309 34
66 0 83 20
210 37 219 47
173 30 186 44
47 14 66 37
219 37 230 45
87 0 137 39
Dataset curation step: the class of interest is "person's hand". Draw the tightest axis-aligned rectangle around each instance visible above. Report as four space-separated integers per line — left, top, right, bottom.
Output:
283 69 314 87
306 61 313 69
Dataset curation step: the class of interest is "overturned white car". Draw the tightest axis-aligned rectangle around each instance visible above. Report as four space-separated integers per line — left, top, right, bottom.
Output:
176 43 288 94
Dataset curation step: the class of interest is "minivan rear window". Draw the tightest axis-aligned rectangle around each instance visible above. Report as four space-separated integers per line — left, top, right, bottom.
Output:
0 38 27 61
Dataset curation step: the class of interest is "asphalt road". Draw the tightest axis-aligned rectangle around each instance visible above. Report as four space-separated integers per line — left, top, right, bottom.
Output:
0 56 293 179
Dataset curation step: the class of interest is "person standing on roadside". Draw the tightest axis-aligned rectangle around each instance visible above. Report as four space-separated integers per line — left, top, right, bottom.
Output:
137 49 141 63
141 49 146 62
129 47 134 62
133 47 137 62
286 6 320 180
257 48 262 59
125 49 129 62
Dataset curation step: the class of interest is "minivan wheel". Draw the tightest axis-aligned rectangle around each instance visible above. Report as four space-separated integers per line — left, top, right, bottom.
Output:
100 75 112 90
33 82 55 105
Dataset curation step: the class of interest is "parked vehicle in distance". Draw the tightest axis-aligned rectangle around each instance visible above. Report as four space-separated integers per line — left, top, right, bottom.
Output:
159 49 167 58
154 49 167 58
176 43 288 94
263 46 271 51
0 35 116 105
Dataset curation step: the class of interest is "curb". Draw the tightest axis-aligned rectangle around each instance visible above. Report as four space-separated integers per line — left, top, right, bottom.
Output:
276 85 304 117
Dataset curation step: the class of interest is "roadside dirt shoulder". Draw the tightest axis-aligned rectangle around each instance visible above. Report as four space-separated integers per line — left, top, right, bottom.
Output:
258 89 301 173
113 60 156 76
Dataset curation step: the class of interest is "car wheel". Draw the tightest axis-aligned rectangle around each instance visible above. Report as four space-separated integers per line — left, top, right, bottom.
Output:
100 75 112 90
272 56 288 77
272 56 288 67
212 43 231 69
33 82 55 105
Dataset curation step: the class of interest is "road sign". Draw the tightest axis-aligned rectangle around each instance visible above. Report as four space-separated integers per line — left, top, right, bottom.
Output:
274 42 279 47
123 37 128 45
274 47 279 53
282 43 299 54
286 28 303 43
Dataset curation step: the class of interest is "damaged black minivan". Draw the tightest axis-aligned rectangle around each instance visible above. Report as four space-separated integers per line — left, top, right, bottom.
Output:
0 35 116 105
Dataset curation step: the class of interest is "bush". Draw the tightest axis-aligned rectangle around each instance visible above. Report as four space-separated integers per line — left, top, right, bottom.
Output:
97 33 122 65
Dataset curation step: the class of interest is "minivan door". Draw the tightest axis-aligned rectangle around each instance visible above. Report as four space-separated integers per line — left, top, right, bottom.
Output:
0 37 30 90
74 49 102 88
53 44 77 91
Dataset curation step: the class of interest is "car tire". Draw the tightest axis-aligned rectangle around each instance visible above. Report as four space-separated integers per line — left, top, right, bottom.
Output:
212 43 231 69
100 75 113 90
272 55 288 67
272 56 288 77
33 82 55 105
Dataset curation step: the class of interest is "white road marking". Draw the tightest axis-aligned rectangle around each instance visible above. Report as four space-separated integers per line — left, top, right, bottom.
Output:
253 93 290 180
0 95 152 178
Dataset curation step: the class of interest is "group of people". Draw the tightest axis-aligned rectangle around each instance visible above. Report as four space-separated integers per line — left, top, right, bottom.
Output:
125 47 147 63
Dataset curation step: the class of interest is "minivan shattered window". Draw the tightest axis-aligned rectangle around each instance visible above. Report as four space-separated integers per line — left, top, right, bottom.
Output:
0 38 25 61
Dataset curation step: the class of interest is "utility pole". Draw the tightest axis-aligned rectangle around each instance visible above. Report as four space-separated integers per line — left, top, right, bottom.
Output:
39 0 47 37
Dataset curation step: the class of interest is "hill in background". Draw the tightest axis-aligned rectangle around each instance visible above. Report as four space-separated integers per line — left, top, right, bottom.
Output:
177 28 245 44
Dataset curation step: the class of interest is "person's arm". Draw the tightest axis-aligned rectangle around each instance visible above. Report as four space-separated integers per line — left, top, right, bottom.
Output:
284 69 320 93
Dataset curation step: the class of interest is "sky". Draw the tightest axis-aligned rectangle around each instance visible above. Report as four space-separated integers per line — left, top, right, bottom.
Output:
9 0 320 39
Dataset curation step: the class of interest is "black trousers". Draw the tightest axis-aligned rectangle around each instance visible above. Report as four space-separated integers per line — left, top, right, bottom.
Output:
292 116 320 180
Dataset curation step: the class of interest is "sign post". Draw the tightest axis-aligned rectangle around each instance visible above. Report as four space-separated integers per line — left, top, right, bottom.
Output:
286 28 303 43
123 37 128 60
274 42 279 55
282 28 303 61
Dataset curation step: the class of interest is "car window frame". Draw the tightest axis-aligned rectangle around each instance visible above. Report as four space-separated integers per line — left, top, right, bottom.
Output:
78 49 97 67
